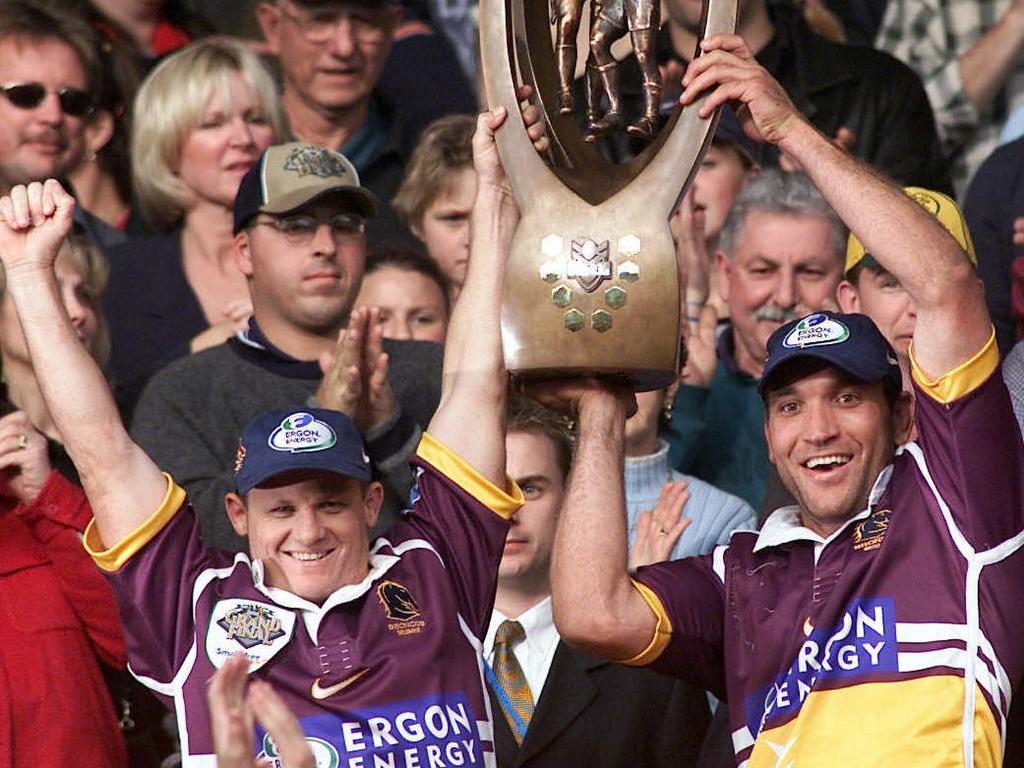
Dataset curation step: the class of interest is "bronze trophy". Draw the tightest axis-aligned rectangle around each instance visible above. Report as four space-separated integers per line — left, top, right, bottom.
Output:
481 0 737 390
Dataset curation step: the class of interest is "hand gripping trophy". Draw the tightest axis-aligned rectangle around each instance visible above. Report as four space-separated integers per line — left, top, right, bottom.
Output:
482 0 737 390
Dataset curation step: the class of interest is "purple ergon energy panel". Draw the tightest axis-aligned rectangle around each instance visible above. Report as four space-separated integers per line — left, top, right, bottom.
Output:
633 349 1024 768
105 437 514 767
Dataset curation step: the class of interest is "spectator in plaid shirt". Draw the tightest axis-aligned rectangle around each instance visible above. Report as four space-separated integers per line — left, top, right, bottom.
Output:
877 0 1024 196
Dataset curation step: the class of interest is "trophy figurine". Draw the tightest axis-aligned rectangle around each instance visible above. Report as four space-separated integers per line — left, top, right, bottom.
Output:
481 0 737 390
585 0 662 142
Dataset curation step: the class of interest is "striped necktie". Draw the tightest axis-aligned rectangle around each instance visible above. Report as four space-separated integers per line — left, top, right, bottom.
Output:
491 619 534 744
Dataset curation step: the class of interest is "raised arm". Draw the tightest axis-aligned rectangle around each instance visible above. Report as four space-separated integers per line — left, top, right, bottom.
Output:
681 35 990 378
425 107 522 486
0 181 166 548
530 380 658 660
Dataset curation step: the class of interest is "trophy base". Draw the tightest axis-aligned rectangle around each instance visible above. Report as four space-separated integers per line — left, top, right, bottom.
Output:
508 365 678 393
501 214 682 395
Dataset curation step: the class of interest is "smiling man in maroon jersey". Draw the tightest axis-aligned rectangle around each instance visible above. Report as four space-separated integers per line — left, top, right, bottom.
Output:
0 104 537 765
545 34 1024 768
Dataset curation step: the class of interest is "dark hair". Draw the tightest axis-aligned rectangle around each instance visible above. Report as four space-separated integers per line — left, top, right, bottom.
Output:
845 254 890 285
506 393 575 482
87 33 140 208
365 250 453 316
72 0 212 65
710 137 756 170
762 357 901 411
0 1 103 94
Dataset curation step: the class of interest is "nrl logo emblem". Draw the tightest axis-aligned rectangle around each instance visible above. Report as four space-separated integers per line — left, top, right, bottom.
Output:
282 146 348 179
566 239 612 293
217 604 286 650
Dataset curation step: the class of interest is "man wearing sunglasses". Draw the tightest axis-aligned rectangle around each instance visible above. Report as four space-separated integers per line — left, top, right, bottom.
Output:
256 0 420 251
131 141 443 553
0 2 122 252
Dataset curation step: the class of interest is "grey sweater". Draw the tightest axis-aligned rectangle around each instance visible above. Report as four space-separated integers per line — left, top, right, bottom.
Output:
131 331 443 551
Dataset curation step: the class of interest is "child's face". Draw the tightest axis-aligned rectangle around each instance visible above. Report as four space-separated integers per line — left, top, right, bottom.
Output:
413 167 477 292
692 143 755 244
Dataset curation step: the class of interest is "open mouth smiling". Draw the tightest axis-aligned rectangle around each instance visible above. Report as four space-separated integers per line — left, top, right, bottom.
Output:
288 549 334 562
802 454 851 472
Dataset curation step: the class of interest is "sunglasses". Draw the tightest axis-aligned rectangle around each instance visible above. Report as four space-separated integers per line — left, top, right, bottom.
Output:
0 82 94 117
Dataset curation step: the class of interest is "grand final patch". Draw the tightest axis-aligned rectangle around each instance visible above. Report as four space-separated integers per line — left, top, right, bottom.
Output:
378 580 426 636
853 508 892 552
206 599 296 671
282 145 348 179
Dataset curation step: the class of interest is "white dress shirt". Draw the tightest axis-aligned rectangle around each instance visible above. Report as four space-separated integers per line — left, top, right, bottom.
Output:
484 597 560 703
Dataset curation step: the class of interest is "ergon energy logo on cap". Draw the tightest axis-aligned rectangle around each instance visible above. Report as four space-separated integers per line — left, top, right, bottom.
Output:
268 412 337 453
783 313 850 349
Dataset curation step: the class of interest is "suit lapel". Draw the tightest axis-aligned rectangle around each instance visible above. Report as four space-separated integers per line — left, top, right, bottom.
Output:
515 641 603 763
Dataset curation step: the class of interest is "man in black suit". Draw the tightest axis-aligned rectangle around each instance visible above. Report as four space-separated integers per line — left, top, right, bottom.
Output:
484 397 710 767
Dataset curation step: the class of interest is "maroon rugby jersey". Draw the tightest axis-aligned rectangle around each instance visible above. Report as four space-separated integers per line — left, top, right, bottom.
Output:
629 333 1024 767
84 433 521 767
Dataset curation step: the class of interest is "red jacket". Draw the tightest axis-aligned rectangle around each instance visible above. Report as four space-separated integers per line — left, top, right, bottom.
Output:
0 470 127 767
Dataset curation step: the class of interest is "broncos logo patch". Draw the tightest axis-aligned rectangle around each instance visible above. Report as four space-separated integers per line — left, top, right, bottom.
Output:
378 580 421 621
853 508 891 552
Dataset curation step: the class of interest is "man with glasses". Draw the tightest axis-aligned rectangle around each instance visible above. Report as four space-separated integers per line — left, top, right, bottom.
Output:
256 0 420 250
0 1 122 251
131 142 444 552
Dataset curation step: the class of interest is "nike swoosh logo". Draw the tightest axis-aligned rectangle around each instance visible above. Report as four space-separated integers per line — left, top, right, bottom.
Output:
310 667 370 700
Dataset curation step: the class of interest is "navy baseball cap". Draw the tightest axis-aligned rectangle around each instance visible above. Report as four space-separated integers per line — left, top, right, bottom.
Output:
711 107 759 165
234 408 372 494
758 311 902 398
233 142 378 234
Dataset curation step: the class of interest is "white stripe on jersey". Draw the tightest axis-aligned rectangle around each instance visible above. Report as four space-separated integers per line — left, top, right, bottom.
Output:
732 724 755 753
897 648 1006 729
181 755 217 768
896 622 1013 714
456 613 497 767
373 536 444 565
902 443 1024 760
713 545 728 583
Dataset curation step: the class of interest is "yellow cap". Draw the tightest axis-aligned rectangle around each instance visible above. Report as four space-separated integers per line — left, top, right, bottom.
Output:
845 187 976 275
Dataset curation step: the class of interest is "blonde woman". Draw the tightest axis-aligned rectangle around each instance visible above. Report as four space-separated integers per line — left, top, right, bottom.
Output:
103 37 285 412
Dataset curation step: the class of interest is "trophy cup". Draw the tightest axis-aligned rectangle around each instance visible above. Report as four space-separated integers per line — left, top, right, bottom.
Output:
480 0 738 390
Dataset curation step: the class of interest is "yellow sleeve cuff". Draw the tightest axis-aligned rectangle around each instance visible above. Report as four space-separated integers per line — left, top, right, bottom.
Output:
619 579 673 667
416 433 524 520
910 327 998 404
84 473 187 573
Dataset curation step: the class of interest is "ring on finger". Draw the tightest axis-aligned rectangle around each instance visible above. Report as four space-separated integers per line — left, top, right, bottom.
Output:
657 528 667 536
16 433 27 450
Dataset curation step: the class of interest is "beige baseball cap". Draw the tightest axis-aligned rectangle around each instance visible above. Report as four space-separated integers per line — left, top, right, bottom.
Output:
233 142 379 233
